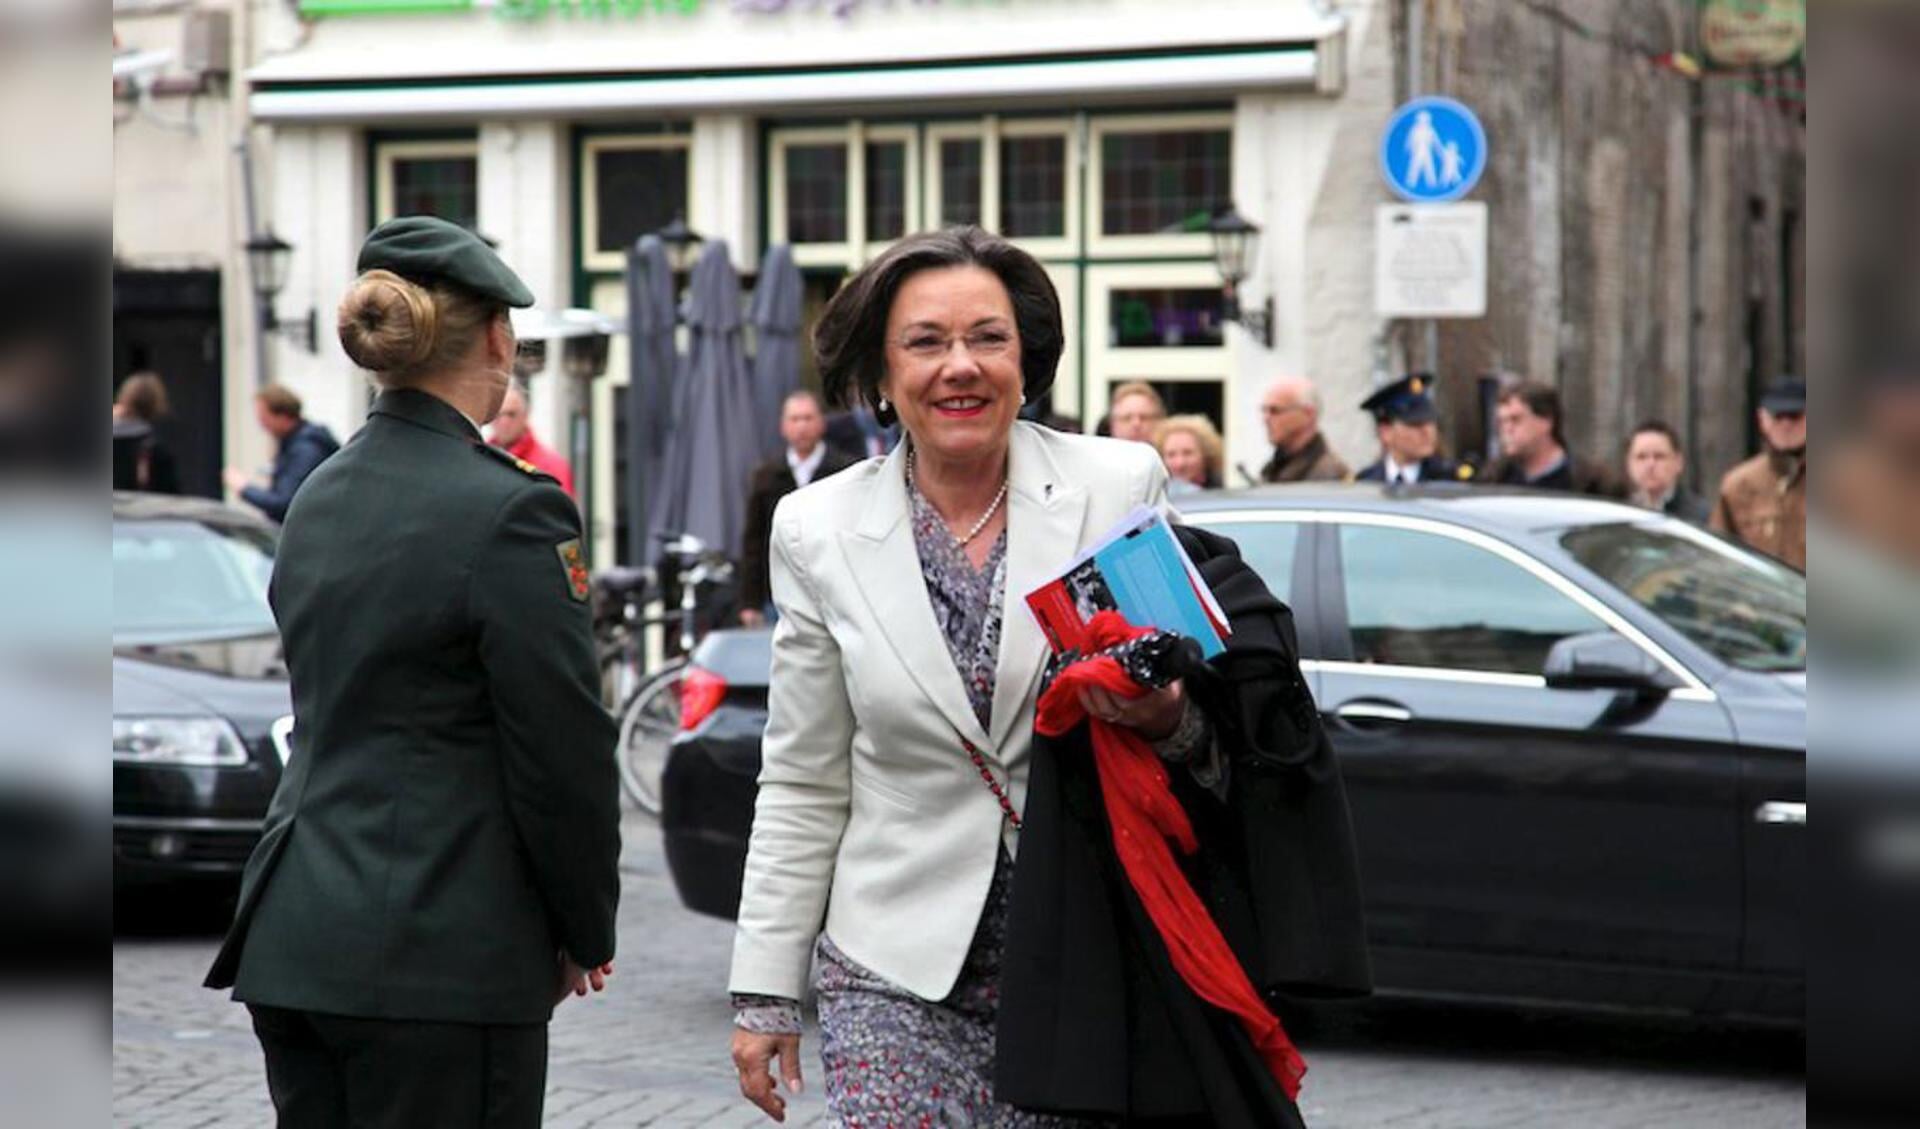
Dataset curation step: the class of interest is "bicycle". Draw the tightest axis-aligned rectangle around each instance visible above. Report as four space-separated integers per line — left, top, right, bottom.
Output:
597 533 736 814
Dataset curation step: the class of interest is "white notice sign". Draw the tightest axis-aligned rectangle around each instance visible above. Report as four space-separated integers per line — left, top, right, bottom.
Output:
1374 202 1488 318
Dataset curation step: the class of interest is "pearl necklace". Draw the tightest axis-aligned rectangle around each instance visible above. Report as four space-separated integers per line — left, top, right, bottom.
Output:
906 446 1010 548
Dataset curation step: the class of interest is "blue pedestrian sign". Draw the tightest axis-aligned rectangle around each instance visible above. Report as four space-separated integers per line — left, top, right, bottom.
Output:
1380 96 1487 203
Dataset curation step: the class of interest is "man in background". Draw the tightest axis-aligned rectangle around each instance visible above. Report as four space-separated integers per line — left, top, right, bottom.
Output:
739 390 856 627
489 380 574 497
1258 375 1350 483
1712 377 1807 569
223 383 339 523
1355 372 1472 485
1483 380 1618 496
1623 420 1709 522
1106 381 1167 444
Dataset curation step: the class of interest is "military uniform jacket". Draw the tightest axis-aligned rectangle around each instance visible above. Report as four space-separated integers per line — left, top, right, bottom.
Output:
1356 454 1472 485
205 388 621 1025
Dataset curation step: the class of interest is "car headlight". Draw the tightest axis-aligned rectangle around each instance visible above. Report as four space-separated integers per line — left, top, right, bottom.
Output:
112 717 250 768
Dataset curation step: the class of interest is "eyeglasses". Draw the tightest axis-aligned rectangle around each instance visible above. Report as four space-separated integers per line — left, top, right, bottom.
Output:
892 326 1017 362
1262 403 1306 418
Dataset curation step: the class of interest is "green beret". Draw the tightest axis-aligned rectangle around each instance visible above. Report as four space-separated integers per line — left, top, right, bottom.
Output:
357 215 535 308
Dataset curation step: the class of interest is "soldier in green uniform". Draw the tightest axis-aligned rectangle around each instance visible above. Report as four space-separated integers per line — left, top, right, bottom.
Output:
205 216 622 1128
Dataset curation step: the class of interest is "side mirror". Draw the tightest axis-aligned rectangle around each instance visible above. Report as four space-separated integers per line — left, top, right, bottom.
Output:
1543 632 1682 695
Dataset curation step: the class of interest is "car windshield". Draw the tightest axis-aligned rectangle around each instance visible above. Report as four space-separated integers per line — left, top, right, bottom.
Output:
1559 521 1805 672
114 518 277 643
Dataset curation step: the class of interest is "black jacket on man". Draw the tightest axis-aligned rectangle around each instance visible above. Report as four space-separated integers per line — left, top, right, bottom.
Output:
995 525 1369 1126
242 418 341 523
1482 450 1621 498
206 389 621 1025
738 448 859 611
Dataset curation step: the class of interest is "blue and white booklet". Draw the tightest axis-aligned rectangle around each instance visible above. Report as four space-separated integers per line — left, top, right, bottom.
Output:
1024 506 1229 659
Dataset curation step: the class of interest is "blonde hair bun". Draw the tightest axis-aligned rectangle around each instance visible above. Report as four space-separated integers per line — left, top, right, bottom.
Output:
338 269 441 373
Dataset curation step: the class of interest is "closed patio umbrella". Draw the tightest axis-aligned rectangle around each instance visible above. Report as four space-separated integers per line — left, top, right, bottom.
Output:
648 241 758 559
625 236 679 567
747 243 804 461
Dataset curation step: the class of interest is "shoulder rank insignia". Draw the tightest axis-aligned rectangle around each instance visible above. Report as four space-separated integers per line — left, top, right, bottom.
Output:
555 539 590 602
476 441 557 482
1456 464 1476 481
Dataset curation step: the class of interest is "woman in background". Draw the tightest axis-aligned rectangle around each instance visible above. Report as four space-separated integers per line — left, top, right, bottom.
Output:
1155 413 1225 494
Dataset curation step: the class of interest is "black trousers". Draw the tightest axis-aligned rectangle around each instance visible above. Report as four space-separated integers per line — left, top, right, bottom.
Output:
248 1005 547 1129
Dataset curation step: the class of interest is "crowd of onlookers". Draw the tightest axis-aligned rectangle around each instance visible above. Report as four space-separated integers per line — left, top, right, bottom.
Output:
1105 371 1808 572
114 362 1810 579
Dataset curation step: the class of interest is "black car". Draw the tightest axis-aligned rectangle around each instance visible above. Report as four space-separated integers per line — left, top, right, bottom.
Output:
113 493 289 887
660 484 1805 1023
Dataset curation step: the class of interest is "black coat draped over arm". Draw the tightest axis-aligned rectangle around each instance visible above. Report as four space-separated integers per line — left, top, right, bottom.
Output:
994 525 1370 1126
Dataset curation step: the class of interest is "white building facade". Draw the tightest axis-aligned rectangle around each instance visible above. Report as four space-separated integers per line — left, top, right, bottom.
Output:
248 0 1400 565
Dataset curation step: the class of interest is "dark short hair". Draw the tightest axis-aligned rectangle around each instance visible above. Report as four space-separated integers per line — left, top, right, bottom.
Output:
813 226 1062 427
1625 419 1684 456
256 382 303 419
1497 379 1565 445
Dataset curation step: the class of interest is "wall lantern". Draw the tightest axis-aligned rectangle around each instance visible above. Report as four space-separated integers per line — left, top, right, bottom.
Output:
244 230 317 353
654 212 705 275
1208 204 1274 349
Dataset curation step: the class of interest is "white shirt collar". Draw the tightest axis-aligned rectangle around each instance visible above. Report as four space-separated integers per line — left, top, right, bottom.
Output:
1383 454 1420 483
787 443 826 487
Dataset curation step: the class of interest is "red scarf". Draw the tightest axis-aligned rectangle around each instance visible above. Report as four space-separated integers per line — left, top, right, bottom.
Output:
1033 611 1307 1101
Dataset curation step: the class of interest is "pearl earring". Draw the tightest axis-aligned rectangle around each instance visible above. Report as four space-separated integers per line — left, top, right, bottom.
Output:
878 395 891 413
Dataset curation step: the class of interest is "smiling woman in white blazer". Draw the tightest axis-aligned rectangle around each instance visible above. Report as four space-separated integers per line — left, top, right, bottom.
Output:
727 229 1193 1125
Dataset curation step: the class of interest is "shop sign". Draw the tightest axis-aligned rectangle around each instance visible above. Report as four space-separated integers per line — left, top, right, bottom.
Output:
1374 202 1487 319
1700 0 1805 69
302 0 1010 20
494 0 698 19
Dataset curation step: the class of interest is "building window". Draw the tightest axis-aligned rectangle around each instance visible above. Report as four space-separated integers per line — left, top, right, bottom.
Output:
770 124 919 267
1001 134 1067 239
582 134 691 272
1108 288 1225 349
375 138 479 229
937 137 983 227
865 141 908 242
784 142 849 245
1100 127 1230 237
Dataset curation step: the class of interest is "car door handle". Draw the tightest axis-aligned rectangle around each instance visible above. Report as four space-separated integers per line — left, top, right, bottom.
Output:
1333 701 1414 725
1754 801 1805 826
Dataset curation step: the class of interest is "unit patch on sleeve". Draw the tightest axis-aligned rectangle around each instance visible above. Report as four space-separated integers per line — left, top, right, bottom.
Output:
555 538 591 602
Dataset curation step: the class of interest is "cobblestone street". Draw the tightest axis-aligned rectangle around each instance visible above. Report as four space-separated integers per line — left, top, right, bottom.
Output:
114 812 1804 1128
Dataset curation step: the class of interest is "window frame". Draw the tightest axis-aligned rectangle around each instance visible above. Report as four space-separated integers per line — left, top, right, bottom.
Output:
1082 260 1233 444
996 117 1080 258
924 121 989 232
373 137 481 228
768 122 921 269
579 133 694 273
1186 509 1713 697
1087 110 1234 258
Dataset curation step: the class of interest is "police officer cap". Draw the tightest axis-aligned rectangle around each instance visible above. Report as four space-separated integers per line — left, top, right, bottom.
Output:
1361 372 1439 424
1759 376 1805 415
356 215 535 308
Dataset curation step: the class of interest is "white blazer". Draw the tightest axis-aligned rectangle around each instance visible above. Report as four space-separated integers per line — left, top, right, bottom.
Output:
728 422 1171 1003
